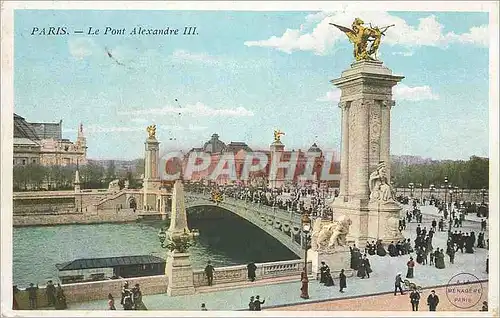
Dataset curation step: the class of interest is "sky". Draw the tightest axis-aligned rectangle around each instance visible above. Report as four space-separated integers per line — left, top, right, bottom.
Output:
13 9 490 161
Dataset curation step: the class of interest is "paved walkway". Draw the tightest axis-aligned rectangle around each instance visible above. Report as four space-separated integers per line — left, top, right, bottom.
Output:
267 282 489 312
66 205 489 311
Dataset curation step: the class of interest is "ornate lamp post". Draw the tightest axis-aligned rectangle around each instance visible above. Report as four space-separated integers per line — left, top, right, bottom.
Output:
444 176 449 212
408 183 415 198
481 188 487 205
300 213 311 299
429 184 435 200
417 183 423 203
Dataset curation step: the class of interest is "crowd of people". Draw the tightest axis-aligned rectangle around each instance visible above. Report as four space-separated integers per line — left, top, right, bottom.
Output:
117 282 147 310
186 181 338 219
12 281 67 310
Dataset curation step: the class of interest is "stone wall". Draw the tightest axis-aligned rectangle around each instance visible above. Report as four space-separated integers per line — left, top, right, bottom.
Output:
13 210 139 227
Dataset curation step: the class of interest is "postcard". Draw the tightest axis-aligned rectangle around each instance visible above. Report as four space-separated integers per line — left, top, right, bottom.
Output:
1 1 498 317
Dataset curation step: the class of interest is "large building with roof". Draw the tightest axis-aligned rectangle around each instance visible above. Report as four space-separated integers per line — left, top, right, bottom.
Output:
13 114 88 166
181 133 338 187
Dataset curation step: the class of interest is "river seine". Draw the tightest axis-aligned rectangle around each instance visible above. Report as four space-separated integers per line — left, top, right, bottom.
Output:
13 209 298 287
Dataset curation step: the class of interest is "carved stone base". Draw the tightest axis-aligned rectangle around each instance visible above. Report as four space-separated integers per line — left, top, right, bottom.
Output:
367 200 405 245
165 251 195 296
308 247 354 280
331 199 405 248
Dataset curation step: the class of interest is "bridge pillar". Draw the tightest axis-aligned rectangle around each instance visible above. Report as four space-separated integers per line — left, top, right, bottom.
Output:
165 179 196 296
330 60 404 247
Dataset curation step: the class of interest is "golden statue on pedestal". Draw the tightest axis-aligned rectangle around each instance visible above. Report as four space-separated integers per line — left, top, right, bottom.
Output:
146 124 156 139
330 18 394 61
273 129 285 143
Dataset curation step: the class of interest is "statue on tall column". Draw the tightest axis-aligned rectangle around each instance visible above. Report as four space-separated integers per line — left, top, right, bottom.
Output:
330 18 394 61
369 161 394 202
273 129 285 143
146 125 156 139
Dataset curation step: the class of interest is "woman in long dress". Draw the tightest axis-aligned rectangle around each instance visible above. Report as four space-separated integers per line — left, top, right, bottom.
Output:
132 284 148 310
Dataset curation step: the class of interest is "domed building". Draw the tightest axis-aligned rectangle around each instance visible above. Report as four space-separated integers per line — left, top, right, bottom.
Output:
308 142 322 153
202 133 227 154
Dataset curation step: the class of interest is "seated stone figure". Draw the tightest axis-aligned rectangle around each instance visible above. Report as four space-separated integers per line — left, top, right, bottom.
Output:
369 162 393 202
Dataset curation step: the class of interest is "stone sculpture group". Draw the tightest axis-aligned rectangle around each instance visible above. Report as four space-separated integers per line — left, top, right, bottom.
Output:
310 215 353 254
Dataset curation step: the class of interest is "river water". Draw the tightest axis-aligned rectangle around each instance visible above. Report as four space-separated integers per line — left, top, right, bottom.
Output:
13 209 298 287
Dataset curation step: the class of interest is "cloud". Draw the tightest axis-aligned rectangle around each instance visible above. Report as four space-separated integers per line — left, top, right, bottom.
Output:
392 51 414 57
119 102 254 117
317 84 438 103
68 38 99 59
244 12 488 55
63 124 208 134
171 49 221 65
394 84 439 101
317 89 341 102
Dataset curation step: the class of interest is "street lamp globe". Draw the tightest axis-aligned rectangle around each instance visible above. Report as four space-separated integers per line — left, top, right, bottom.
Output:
302 213 311 233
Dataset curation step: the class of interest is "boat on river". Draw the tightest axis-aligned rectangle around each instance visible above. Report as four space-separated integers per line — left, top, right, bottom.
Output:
55 255 166 284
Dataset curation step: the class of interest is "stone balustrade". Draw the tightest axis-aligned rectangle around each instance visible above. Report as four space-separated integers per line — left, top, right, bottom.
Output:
192 259 311 287
12 259 310 310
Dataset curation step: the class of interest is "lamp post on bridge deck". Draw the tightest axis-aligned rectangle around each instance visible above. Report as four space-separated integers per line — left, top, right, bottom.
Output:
300 213 311 299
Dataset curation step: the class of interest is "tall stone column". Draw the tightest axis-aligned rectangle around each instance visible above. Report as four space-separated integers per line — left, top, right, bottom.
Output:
143 133 161 211
330 60 404 247
269 141 285 188
380 100 395 181
338 102 350 200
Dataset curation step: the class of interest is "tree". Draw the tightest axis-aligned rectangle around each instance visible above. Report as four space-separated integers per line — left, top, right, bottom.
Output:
106 160 116 182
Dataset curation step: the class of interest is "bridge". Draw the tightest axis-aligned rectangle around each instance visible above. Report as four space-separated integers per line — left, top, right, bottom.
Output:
183 192 305 256
13 188 308 256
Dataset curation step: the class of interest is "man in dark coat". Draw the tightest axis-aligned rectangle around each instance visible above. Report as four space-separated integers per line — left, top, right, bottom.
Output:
339 269 347 293
427 290 439 311
205 261 215 286
253 295 265 311
248 296 255 311
394 273 404 295
409 288 420 311
388 242 397 257
416 224 421 236
247 262 257 282
45 280 56 307
26 283 38 310
363 255 372 278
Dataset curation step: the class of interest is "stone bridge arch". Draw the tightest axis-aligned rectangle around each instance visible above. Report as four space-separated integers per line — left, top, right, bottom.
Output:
184 193 303 257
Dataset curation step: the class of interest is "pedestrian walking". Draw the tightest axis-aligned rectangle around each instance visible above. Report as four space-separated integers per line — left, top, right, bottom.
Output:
427 290 439 311
247 262 257 282
45 280 56 307
394 273 404 295
26 283 38 310
248 296 255 311
409 288 420 311
339 269 347 293
253 295 265 311
108 293 116 310
406 257 415 278
205 261 215 286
